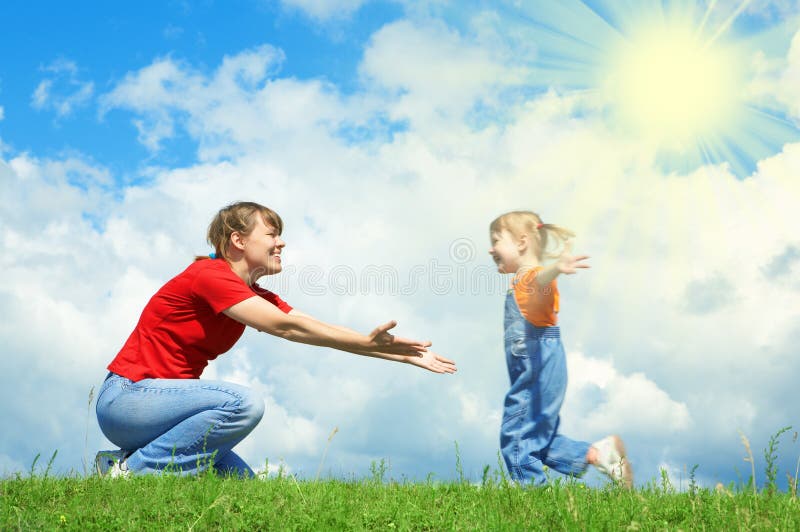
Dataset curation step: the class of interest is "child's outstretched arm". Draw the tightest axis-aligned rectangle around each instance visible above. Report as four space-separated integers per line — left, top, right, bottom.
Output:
536 240 590 287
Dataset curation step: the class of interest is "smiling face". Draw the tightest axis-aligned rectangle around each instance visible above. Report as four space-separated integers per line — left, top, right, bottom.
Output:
238 214 285 278
489 229 523 274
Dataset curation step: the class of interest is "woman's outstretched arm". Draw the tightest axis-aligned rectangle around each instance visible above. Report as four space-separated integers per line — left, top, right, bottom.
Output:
223 296 437 360
286 309 456 374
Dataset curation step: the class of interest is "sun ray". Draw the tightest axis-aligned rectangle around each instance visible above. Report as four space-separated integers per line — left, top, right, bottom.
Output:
695 0 718 37
705 0 754 48
479 0 800 178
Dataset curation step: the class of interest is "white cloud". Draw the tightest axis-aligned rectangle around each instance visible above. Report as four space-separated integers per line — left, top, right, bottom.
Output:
563 351 691 437
779 29 800 119
0 105 4 121
360 19 526 124
3 10 800 488
280 0 370 21
99 46 309 153
31 59 94 118
742 22 800 127
99 57 198 150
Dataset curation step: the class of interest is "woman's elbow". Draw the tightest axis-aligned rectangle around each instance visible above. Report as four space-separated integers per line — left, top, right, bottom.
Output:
255 317 299 341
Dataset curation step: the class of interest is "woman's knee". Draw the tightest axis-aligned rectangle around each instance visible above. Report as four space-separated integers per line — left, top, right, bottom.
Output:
236 388 265 428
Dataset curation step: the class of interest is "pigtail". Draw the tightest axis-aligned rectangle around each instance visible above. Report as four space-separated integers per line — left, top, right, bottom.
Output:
539 223 575 260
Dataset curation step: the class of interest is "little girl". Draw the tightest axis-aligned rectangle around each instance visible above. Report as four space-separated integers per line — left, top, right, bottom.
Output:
488 211 632 487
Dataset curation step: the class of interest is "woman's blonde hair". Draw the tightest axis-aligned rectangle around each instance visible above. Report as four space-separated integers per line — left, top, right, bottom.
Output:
489 210 574 260
197 201 283 262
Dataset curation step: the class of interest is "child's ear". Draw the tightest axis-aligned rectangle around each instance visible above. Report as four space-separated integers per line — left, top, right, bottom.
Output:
517 234 528 253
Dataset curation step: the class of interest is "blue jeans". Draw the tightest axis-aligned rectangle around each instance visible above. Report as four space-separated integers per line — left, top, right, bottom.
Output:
96 373 264 477
501 292 590 485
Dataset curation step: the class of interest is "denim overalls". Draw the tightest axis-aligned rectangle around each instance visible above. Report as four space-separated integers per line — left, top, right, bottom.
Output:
500 279 590 484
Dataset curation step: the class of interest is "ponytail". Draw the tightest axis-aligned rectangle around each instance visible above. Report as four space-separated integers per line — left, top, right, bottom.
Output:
537 222 575 260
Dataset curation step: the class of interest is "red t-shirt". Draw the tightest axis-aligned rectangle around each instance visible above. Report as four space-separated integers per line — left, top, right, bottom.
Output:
108 259 292 381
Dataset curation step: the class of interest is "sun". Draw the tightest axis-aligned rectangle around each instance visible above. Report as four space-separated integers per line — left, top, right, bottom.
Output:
604 21 743 149
504 0 798 177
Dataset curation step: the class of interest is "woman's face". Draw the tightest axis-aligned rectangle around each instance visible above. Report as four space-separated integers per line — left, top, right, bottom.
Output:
241 214 285 276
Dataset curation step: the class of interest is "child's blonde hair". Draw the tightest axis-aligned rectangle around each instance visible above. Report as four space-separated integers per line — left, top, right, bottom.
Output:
490 211 575 261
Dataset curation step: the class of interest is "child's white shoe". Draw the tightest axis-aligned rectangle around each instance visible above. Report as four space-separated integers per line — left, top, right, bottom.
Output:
592 435 633 488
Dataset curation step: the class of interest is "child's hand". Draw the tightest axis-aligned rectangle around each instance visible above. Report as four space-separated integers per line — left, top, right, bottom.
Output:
556 240 590 275
407 350 457 374
367 320 432 356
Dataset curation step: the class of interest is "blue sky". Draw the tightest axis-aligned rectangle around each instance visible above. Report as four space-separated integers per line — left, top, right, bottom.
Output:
2 0 800 490
1 1 404 176
5 0 798 178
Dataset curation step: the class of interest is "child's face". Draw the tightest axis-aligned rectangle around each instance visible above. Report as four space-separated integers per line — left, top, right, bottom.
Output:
489 229 522 274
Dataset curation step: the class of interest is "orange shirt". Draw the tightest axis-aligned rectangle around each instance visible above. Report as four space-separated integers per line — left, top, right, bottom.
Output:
512 267 559 326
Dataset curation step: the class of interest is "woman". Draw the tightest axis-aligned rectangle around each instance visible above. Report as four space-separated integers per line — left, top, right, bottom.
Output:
96 201 456 477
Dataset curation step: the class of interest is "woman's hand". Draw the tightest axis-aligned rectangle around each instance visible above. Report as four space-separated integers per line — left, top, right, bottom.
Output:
367 320 432 356
406 349 457 374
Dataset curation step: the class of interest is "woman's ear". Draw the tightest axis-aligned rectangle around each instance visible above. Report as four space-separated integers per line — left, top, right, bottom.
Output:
230 231 246 251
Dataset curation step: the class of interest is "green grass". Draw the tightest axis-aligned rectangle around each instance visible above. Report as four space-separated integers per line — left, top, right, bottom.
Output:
4 428 798 530
3 472 800 531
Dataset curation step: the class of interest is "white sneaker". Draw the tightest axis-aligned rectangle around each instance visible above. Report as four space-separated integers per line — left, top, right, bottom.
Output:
95 450 131 479
592 435 633 488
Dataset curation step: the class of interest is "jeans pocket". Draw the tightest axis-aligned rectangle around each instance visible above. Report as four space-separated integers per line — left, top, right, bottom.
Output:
508 337 529 359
